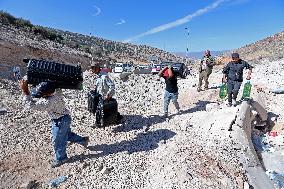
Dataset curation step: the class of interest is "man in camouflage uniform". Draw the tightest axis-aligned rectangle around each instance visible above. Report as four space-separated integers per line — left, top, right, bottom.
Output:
197 50 215 92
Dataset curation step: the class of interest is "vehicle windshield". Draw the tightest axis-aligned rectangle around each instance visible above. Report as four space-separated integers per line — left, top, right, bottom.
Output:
153 65 161 68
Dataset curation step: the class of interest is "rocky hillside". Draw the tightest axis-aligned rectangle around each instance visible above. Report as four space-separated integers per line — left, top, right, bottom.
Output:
0 11 188 79
220 31 284 63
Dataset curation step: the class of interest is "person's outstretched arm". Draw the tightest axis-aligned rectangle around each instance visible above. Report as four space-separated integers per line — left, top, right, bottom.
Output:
243 61 253 80
222 64 229 83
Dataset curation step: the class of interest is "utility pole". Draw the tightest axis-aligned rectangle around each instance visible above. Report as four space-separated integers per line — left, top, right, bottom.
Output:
185 27 190 58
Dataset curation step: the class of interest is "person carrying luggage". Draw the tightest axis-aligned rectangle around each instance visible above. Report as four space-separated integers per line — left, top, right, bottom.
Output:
89 62 122 125
90 62 115 100
158 65 180 118
19 79 89 168
222 53 253 107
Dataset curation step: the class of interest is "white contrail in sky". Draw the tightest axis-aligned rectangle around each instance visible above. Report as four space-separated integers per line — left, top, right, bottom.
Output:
93 5 101 16
123 0 229 43
116 19 126 25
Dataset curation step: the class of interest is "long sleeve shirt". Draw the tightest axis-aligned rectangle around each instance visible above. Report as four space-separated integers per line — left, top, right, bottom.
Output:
95 72 115 97
22 90 69 120
223 60 253 82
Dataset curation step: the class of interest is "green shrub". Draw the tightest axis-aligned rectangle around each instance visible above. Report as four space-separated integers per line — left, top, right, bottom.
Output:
0 11 16 25
0 11 63 43
14 18 33 30
32 25 63 43
80 45 91 53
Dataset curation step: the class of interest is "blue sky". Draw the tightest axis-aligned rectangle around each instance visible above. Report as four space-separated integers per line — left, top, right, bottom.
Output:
0 0 284 52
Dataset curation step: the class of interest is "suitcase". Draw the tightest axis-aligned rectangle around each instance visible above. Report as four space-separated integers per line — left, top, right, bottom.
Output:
87 90 101 114
95 98 118 128
26 59 83 89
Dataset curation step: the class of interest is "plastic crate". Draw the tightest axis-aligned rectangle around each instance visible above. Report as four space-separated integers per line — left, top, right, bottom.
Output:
26 59 83 89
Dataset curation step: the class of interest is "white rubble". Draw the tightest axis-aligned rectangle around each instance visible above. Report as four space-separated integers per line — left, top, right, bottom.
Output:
1 59 284 188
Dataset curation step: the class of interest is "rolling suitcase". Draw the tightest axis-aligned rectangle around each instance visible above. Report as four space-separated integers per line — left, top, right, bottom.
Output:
95 98 118 128
25 59 83 89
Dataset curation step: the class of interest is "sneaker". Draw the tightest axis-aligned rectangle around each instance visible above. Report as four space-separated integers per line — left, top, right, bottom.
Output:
175 109 181 114
232 99 237 107
51 158 68 168
227 102 232 107
162 113 168 118
197 88 201 92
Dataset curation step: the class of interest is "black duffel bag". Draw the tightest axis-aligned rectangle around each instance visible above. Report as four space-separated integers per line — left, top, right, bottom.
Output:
87 90 101 113
25 59 83 89
87 90 120 127
95 98 119 128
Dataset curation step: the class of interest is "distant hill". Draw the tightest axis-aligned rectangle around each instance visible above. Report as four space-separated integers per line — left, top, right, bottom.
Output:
222 31 284 63
0 11 189 79
174 50 227 60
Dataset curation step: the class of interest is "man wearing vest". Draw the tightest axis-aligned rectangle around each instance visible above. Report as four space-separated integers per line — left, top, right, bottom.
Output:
197 50 215 92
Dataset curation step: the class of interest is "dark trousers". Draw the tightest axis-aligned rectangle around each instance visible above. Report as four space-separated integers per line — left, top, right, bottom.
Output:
227 81 242 103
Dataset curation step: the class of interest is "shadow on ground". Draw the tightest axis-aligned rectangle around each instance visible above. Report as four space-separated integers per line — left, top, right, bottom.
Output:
68 129 176 163
113 114 166 133
113 100 215 133
174 100 215 116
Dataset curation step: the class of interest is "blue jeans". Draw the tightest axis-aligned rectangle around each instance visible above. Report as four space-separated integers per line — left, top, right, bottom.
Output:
51 114 84 162
164 90 180 115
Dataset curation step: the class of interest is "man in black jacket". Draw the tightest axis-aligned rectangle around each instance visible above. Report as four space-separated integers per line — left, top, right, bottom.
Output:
222 53 253 106
158 65 180 118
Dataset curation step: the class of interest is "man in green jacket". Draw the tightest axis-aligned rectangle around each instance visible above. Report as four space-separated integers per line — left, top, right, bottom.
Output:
197 50 215 92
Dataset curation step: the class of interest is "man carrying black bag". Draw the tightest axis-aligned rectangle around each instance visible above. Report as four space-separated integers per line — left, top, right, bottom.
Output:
88 62 122 127
19 79 89 168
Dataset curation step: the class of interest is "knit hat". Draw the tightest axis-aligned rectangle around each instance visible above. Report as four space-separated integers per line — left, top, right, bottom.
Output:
31 81 56 98
231 53 240 59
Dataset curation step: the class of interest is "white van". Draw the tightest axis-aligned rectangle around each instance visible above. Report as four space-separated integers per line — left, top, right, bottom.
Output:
114 63 124 73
